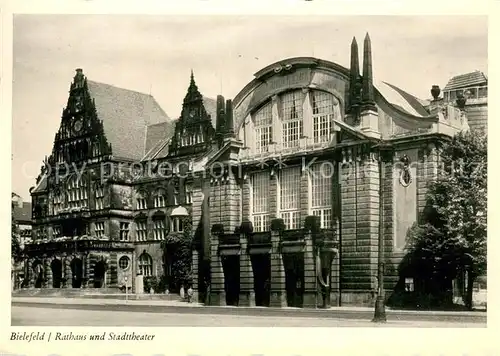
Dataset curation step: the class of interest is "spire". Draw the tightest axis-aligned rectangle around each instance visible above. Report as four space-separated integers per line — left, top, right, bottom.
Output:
362 32 375 105
349 37 361 108
183 70 203 105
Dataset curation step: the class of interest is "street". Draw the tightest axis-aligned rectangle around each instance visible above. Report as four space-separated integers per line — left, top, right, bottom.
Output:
12 304 486 327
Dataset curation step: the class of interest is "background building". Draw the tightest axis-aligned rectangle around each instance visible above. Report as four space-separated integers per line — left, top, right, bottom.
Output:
22 34 471 307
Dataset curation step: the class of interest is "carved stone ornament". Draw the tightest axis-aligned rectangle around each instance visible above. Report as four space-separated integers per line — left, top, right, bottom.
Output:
399 154 412 187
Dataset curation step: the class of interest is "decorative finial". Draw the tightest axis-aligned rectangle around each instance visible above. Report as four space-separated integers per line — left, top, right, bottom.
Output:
431 85 441 101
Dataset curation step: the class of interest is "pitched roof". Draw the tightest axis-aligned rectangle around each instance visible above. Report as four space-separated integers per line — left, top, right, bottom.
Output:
87 81 171 160
443 71 488 91
145 121 175 155
203 96 217 128
13 202 32 224
31 175 47 194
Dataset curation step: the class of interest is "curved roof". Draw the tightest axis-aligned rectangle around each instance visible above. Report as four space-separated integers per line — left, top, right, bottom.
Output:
233 56 431 122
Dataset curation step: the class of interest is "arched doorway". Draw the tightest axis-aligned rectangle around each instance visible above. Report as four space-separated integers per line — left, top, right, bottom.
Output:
93 260 106 288
32 260 44 288
51 259 63 288
70 258 83 288
283 252 305 308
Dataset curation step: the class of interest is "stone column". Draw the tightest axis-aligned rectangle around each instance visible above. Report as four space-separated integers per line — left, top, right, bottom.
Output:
65 257 73 288
109 252 118 288
209 234 226 306
239 234 255 306
269 231 286 307
303 233 316 308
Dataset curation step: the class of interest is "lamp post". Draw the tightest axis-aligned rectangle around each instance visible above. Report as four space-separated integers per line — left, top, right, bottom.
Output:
372 149 387 323
124 276 129 301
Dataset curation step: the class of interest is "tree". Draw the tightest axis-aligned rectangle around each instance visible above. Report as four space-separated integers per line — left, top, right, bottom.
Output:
407 130 486 309
161 216 193 292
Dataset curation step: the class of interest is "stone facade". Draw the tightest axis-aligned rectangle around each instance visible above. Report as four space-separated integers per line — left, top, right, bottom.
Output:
23 34 469 306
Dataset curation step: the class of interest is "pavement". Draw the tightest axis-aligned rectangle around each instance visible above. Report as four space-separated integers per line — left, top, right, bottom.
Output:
11 304 485 327
11 296 487 325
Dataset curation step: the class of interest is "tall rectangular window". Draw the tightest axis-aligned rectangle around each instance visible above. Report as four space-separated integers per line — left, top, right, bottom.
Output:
136 221 147 241
95 222 105 238
281 91 303 149
95 185 104 210
153 220 165 240
254 104 273 153
312 91 335 144
311 163 333 228
279 167 301 229
252 172 270 232
185 185 193 204
119 222 130 241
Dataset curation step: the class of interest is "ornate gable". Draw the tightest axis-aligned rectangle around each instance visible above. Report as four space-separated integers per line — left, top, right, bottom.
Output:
48 69 112 167
168 71 216 157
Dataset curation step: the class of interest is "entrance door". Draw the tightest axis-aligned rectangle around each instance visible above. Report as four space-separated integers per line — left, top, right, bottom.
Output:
251 254 271 307
71 258 83 288
283 253 305 308
93 261 106 288
51 259 63 288
221 255 240 306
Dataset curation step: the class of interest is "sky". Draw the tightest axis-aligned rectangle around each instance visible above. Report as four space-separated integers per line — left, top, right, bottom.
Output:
11 15 487 201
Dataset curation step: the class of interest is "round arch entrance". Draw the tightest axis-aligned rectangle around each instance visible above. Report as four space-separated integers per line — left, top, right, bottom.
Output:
51 259 63 288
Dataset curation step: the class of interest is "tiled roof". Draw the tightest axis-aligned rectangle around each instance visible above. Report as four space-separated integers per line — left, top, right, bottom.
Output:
13 202 32 224
443 71 488 91
203 96 217 128
87 81 171 160
145 121 175 155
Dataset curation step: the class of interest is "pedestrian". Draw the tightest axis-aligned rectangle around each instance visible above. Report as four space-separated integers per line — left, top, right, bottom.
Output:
187 285 193 303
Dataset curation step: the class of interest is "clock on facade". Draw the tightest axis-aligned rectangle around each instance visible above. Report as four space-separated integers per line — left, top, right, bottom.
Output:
73 119 83 134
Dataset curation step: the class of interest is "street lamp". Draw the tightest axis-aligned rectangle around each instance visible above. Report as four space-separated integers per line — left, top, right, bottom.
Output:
372 148 387 323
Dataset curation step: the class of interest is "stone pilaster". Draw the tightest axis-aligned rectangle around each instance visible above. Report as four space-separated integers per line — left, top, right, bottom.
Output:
191 249 199 301
301 88 312 139
209 234 226 305
299 168 310 227
271 95 281 150
303 232 316 308
241 177 251 221
239 234 255 306
269 231 286 307
109 252 118 287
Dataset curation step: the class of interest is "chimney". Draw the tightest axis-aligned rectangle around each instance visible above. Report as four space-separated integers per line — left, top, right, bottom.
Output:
225 99 234 136
216 95 226 133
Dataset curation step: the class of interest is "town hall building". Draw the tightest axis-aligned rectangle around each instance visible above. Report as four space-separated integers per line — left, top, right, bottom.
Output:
23 33 469 307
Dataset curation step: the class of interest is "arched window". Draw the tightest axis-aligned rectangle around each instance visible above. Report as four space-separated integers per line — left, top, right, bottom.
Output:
281 90 304 149
95 184 105 210
66 175 88 209
138 253 153 276
153 188 166 208
136 191 147 210
254 103 273 153
311 91 336 144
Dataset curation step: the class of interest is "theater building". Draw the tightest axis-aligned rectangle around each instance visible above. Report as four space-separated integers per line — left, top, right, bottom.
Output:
23 33 469 306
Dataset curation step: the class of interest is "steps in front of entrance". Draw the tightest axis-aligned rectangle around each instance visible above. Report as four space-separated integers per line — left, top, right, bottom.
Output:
12 288 182 301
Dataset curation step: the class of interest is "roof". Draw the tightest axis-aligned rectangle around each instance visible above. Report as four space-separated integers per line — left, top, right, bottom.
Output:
31 175 47 194
443 71 488 91
375 81 430 117
13 202 32 224
203 96 217 128
87 81 171 160
144 121 175 156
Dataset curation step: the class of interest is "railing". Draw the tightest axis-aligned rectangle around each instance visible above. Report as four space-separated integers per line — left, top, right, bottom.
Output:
248 232 271 245
219 233 240 245
239 136 334 162
24 239 134 254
